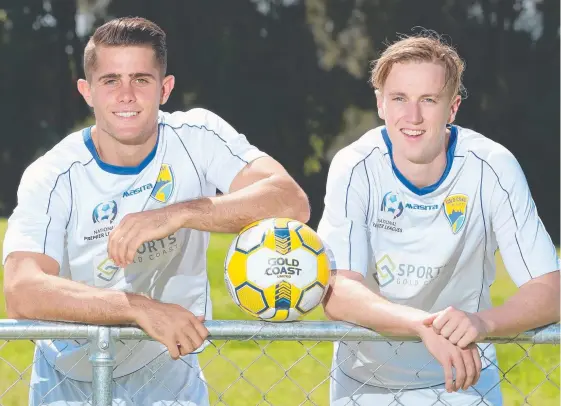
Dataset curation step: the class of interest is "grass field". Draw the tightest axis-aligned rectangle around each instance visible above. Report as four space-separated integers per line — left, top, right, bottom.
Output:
0 219 559 405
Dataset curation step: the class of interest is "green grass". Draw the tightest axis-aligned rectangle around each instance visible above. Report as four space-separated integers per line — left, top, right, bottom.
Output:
0 221 559 405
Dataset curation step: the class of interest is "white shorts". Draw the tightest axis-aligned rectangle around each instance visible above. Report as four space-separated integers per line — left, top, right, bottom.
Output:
29 347 210 406
330 364 503 406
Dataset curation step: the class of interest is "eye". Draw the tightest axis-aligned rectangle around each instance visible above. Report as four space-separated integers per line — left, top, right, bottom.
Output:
104 79 118 85
423 98 436 104
392 96 405 102
134 78 149 84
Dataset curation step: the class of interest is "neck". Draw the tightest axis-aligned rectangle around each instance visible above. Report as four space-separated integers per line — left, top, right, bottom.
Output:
393 130 450 189
91 126 158 167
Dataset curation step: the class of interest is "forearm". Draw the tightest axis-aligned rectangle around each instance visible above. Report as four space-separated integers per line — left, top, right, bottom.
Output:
324 275 429 336
6 270 148 325
173 175 310 233
477 275 560 337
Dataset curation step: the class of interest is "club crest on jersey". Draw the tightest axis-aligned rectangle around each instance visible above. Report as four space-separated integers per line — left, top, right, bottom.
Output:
443 194 468 234
92 200 118 224
150 164 175 203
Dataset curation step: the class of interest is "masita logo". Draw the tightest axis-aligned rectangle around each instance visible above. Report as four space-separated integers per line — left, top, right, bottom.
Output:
123 183 153 198
405 203 440 211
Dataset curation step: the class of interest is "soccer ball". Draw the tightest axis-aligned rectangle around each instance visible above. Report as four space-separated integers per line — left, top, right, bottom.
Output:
224 218 331 322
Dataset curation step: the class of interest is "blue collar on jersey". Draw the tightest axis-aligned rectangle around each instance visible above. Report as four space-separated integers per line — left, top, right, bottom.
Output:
381 125 458 196
82 125 159 175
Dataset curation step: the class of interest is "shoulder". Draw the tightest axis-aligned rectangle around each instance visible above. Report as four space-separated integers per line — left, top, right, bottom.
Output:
455 125 522 177
19 130 92 191
159 108 235 134
330 126 387 173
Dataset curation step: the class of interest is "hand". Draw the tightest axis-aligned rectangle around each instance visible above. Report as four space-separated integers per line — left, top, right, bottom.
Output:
132 297 209 360
108 207 181 267
424 306 489 348
418 326 482 392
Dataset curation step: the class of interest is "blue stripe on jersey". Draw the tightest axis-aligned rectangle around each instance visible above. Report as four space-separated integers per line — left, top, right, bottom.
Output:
469 151 533 280
477 159 488 311
44 159 94 254
166 122 248 164
165 124 203 196
344 146 380 270
382 125 458 196
82 126 159 175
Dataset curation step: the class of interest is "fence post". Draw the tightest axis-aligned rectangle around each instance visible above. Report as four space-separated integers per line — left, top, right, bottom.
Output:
89 326 115 406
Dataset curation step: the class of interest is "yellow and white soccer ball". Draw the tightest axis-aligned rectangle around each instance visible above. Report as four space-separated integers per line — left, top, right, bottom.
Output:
224 218 331 322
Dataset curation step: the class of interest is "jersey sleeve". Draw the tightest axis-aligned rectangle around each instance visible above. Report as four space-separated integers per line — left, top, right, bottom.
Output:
2 159 71 267
316 149 371 276
489 149 559 287
189 108 268 193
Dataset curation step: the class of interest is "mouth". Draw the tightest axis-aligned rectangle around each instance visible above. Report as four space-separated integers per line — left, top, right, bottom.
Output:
400 128 425 139
113 111 140 118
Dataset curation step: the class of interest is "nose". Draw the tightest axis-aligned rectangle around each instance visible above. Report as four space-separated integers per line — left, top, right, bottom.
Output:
117 83 136 104
404 102 423 125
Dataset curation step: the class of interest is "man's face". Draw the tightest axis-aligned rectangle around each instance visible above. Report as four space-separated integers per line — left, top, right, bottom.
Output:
376 61 461 164
78 45 174 145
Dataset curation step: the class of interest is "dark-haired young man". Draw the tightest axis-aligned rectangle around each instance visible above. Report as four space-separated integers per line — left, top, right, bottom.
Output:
3 17 309 405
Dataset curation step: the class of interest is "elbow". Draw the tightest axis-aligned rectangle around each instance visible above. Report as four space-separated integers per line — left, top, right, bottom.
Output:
321 286 343 322
285 179 311 223
4 283 25 319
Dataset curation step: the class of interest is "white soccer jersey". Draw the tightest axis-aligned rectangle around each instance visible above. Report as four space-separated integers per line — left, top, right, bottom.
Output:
2 108 267 382
317 125 559 389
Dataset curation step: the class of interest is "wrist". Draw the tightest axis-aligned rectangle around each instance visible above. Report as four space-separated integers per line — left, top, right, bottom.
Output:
476 311 496 336
126 293 152 324
167 202 191 230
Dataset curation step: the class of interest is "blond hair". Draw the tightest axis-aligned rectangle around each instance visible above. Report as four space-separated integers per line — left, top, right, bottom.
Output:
370 33 466 99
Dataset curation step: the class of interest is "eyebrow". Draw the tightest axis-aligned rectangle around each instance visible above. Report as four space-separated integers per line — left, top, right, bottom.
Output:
97 72 156 82
388 91 441 98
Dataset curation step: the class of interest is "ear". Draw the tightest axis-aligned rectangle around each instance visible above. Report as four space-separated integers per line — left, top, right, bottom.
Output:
375 89 386 120
77 79 93 108
447 95 462 124
160 75 175 105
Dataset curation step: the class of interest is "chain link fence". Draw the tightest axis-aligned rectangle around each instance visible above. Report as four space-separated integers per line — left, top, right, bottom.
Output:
0 320 559 406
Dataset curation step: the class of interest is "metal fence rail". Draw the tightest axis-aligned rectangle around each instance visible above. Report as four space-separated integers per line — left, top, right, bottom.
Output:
0 320 559 406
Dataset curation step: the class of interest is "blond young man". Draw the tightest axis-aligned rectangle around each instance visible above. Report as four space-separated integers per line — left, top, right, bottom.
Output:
318 34 559 405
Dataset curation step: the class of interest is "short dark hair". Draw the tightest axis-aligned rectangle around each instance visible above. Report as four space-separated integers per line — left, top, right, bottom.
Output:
83 17 167 81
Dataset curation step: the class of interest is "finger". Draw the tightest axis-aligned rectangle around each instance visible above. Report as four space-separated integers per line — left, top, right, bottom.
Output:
184 324 205 351
443 358 454 393
166 337 181 360
457 326 479 349
472 345 482 385
451 351 466 392
125 233 145 266
461 348 476 390
448 320 469 345
176 332 194 357
109 218 135 267
116 227 136 267
108 217 130 261
432 311 452 334
423 313 439 326
192 316 210 341
440 316 462 339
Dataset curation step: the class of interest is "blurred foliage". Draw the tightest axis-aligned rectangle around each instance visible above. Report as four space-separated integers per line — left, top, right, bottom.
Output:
0 0 558 241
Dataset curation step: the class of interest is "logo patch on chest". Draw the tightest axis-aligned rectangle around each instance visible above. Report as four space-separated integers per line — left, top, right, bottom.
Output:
443 194 468 234
150 164 175 203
